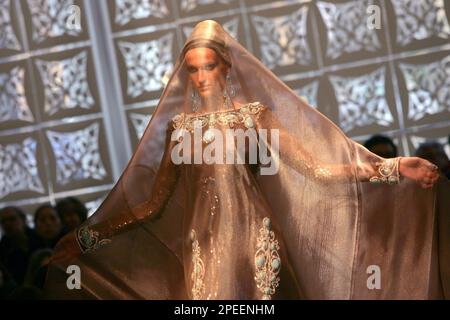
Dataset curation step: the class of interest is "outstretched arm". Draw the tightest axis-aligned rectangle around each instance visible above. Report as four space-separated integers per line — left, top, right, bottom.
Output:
255 106 439 186
352 133 439 187
76 124 181 253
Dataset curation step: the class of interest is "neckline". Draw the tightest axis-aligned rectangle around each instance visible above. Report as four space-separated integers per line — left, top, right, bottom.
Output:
185 102 260 118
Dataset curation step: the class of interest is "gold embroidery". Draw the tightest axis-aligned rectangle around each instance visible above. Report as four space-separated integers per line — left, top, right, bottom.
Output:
172 102 266 133
199 176 221 300
201 177 220 235
369 158 400 185
190 229 205 300
172 113 185 132
254 217 281 300
314 165 333 179
77 226 111 253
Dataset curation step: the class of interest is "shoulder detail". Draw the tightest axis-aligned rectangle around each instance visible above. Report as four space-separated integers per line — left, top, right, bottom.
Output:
238 101 266 116
172 113 185 129
170 102 267 131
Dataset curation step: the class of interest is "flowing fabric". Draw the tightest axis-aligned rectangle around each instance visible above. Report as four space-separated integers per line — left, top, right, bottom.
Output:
45 20 449 300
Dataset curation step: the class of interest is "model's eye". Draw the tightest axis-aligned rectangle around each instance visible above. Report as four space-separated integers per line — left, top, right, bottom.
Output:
187 66 197 73
205 63 217 71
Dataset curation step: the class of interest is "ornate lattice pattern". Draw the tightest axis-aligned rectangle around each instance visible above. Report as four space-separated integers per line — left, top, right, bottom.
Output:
46 123 107 185
0 66 34 123
317 0 381 59
330 67 394 132
399 55 450 121
26 0 82 43
251 7 312 69
119 33 173 97
114 0 169 25
35 51 95 116
392 0 450 46
0 138 45 199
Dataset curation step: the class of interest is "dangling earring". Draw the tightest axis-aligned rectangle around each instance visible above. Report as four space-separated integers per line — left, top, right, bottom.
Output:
191 87 200 112
226 72 236 98
223 72 236 108
223 88 231 108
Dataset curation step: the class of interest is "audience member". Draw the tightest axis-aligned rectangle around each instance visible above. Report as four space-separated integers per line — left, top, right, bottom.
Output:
364 135 398 158
55 197 88 234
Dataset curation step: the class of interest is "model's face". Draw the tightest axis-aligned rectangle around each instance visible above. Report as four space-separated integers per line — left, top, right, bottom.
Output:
185 47 228 99
36 207 61 240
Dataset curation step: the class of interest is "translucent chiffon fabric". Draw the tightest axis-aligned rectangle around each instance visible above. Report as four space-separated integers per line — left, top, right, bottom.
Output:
45 20 449 300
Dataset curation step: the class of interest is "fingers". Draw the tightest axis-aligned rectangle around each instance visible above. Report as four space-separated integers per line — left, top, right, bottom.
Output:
431 173 439 183
420 182 434 189
420 174 440 188
428 163 438 172
427 171 439 182
418 161 440 188
422 178 437 188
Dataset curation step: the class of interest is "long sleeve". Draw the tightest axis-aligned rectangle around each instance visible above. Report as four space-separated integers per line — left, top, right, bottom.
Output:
76 123 181 253
254 105 401 184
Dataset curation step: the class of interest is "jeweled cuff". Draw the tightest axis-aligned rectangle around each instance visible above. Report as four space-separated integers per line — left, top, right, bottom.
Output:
369 157 401 185
76 225 111 253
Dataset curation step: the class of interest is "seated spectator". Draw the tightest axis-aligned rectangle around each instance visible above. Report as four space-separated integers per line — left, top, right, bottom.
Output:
364 135 398 158
0 207 39 284
0 260 18 299
415 141 450 180
6 285 44 300
33 204 63 249
55 197 88 234
24 248 53 289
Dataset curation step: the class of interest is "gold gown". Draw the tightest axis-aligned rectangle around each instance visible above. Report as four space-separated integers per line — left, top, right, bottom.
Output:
45 21 450 300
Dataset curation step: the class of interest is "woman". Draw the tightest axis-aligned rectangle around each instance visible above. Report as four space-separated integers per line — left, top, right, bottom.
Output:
46 20 448 300
33 204 63 250
55 197 88 234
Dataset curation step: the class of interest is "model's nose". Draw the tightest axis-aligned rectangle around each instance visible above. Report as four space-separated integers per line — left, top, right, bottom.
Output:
198 70 206 84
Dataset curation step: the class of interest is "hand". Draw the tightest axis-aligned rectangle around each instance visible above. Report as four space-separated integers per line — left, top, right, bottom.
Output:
49 230 82 265
399 157 440 188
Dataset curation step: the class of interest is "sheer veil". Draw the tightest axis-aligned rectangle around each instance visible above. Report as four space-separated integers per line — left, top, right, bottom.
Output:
45 20 449 300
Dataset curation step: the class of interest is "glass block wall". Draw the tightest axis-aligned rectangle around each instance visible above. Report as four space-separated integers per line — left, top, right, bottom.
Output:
1 0 449 221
